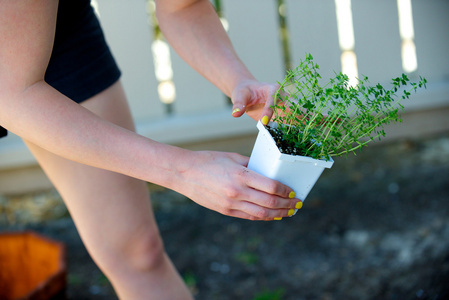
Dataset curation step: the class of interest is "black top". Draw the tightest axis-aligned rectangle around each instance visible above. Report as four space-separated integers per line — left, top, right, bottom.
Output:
1 0 121 138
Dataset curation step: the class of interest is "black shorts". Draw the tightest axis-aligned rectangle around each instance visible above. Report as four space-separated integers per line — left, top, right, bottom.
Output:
0 0 121 138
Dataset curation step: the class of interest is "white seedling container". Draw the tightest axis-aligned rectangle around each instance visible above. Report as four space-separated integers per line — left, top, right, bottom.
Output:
248 121 334 202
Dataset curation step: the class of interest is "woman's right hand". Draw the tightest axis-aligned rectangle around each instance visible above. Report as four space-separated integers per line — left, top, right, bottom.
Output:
173 150 301 221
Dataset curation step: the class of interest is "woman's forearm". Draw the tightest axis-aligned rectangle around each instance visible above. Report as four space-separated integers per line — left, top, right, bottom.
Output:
155 0 256 97
0 1 181 186
1 81 189 189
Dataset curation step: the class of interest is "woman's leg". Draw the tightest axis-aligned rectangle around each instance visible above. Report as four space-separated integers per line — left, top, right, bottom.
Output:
23 81 193 300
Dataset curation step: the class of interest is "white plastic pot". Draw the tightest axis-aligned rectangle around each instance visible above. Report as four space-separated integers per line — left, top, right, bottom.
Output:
248 121 334 202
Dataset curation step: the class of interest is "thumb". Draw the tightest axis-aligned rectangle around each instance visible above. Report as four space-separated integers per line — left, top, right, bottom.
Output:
259 102 274 125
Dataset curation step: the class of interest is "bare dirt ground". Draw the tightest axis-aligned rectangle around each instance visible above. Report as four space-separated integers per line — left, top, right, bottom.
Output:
1 132 449 300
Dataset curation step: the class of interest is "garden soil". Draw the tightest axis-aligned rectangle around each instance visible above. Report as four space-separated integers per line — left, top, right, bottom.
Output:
1 132 449 300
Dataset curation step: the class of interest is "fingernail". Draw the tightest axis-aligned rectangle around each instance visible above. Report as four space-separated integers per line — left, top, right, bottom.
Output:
274 217 283 221
295 201 303 209
288 209 295 216
289 191 296 199
232 108 241 115
261 115 269 125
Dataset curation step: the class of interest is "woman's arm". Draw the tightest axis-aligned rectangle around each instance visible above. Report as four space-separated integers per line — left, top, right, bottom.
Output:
0 0 298 220
155 0 279 122
0 1 184 190
155 0 252 97
0 2 144 178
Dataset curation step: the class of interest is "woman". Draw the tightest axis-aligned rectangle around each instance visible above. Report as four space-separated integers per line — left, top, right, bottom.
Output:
0 0 301 298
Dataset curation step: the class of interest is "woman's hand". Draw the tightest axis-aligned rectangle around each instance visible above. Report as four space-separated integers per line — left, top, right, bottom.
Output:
174 150 301 221
230 80 280 124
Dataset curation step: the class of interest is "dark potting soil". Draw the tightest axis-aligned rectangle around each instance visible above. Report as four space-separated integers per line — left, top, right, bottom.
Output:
1 132 449 300
266 125 317 157
266 125 303 156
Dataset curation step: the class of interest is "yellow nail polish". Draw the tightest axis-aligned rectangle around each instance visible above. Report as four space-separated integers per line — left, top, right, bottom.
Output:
274 217 283 221
232 108 241 115
261 115 269 125
289 191 296 199
288 209 295 216
295 201 303 209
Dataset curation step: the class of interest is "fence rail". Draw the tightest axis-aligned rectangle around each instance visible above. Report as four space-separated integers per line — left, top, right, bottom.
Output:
1 0 448 171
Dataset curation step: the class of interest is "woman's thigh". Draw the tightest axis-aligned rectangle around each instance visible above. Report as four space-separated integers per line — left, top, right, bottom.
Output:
23 81 162 269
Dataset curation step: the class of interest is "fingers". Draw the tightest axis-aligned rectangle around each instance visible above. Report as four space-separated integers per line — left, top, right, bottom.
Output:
259 104 274 125
241 166 292 199
258 83 282 124
226 200 302 221
245 196 300 221
213 177 302 221
231 166 303 221
242 189 303 221
231 105 246 118
236 156 304 218
231 87 250 118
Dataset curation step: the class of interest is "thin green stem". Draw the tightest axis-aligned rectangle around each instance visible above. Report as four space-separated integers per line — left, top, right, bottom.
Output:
271 54 426 160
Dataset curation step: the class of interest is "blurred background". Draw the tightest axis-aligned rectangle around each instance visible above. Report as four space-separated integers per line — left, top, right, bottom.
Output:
1 0 448 299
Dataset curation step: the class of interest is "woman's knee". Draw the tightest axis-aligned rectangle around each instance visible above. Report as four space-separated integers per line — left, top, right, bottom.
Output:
118 227 167 273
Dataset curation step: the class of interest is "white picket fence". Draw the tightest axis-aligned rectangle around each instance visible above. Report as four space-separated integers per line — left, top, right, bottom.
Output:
1 0 448 172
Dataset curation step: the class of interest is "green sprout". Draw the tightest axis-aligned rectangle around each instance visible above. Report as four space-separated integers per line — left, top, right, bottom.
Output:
270 53 427 160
